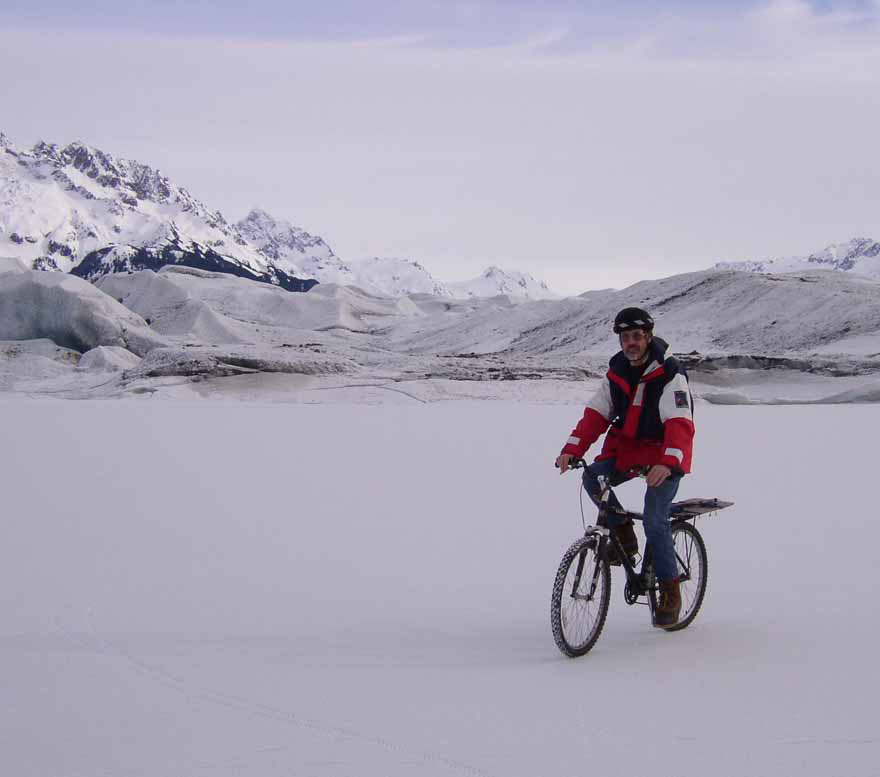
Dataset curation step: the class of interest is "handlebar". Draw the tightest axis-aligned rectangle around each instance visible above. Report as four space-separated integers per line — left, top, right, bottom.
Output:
555 458 650 478
555 457 586 470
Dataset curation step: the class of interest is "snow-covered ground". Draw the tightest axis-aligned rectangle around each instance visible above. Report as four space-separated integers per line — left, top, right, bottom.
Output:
2 398 877 777
1 263 879 404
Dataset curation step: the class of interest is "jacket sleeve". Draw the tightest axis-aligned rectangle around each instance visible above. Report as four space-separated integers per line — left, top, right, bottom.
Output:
658 372 695 472
560 380 613 458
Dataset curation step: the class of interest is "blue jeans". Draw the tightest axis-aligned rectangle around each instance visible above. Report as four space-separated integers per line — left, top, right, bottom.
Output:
582 458 681 582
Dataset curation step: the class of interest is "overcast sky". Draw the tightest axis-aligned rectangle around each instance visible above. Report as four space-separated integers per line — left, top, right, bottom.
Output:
3 0 879 293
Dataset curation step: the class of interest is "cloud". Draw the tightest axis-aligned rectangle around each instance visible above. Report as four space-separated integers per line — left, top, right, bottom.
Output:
750 0 817 24
2 8 879 293
748 0 874 26
744 0 880 50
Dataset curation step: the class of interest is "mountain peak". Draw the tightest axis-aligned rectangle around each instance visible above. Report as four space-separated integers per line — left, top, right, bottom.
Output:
60 141 120 176
347 256 451 297
241 208 280 228
363 255 426 271
448 266 559 300
236 208 350 283
0 131 14 150
20 136 194 209
806 237 880 270
717 236 880 279
237 209 302 245
62 140 95 154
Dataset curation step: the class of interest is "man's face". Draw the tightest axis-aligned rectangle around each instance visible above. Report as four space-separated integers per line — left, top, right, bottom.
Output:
619 329 651 363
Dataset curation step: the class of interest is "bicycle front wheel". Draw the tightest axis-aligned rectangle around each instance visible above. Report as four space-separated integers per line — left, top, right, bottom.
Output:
550 535 611 657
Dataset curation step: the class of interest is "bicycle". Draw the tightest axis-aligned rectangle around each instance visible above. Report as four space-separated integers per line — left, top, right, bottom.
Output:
550 458 733 657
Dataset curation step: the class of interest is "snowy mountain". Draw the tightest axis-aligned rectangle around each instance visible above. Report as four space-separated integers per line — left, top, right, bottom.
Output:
715 237 880 280
342 259 560 301
347 256 453 297
447 266 560 300
0 133 317 290
376 266 880 363
0 131 563 301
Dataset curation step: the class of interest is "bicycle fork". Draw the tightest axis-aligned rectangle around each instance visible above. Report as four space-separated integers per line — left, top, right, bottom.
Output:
570 476 618 603
570 529 609 602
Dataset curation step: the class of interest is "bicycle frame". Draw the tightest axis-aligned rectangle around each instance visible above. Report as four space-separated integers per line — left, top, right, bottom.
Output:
588 473 694 607
563 458 730 605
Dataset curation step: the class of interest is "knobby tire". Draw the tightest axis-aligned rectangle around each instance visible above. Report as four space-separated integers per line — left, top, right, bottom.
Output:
550 535 611 657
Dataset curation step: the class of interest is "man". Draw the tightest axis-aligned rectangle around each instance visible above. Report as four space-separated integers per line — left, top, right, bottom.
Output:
555 307 695 629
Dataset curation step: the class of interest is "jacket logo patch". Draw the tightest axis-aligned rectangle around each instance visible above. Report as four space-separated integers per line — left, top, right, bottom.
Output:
674 390 689 408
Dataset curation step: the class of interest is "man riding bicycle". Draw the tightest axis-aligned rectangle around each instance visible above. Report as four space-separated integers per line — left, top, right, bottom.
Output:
555 307 695 629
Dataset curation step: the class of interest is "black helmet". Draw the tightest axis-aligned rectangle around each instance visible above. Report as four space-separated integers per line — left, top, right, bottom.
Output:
613 307 654 334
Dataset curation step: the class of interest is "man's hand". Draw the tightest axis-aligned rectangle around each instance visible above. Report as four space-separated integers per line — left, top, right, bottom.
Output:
556 453 574 474
646 464 672 487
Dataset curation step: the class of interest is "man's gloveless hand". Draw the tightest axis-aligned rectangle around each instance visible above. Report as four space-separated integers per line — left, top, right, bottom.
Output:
556 454 574 474
646 464 672 487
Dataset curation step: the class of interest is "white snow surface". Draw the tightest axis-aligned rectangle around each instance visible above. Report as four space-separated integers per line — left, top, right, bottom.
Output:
1 398 877 777
78 345 142 372
0 338 82 390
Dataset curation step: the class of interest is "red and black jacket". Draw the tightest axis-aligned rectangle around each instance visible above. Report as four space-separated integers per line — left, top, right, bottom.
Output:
560 338 695 473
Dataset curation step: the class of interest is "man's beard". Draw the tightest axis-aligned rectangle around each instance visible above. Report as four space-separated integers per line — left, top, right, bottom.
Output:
625 345 648 362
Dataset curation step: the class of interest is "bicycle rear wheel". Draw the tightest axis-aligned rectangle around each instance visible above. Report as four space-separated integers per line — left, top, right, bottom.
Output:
551 535 611 657
650 521 708 632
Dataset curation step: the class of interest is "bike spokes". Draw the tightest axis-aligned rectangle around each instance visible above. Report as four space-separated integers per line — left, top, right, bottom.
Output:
551 536 611 656
670 523 708 629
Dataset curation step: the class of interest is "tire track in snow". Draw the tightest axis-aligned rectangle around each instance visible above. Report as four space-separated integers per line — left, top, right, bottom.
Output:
304 382 428 403
84 610 495 777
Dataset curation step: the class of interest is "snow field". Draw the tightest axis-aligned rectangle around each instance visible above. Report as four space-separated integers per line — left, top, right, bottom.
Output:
1 400 877 776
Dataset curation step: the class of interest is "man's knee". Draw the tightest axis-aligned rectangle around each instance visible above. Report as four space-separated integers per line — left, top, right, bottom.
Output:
643 476 682 531
581 462 608 501
581 469 599 497
646 474 682 502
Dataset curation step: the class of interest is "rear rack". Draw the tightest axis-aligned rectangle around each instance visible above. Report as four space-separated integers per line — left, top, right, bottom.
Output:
601 499 733 524
670 498 734 517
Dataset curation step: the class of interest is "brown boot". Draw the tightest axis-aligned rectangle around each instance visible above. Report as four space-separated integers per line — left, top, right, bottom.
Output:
654 578 681 629
607 519 639 566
